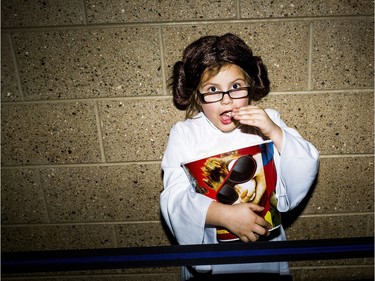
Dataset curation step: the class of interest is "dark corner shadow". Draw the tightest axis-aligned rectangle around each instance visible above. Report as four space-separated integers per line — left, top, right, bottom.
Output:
281 172 319 230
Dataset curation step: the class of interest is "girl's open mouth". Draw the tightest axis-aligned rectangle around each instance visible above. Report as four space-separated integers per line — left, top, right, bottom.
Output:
220 110 234 125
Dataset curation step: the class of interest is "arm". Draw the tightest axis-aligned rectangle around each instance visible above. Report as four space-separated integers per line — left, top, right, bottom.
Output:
233 106 284 152
206 201 271 242
233 107 319 211
276 126 320 211
160 124 214 245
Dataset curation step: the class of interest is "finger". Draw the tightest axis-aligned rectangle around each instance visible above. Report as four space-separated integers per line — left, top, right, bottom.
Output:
234 110 257 118
253 221 271 236
238 117 259 126
236 105 264 115
235 105 259 111
234 112 263 125
240 236 249 243
255 216 272 230
249 232 260 242
233 107 257 117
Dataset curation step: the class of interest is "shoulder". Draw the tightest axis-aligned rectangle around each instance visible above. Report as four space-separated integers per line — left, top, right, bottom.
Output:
163 113 206 165
170 112 206 135
264 108 281 120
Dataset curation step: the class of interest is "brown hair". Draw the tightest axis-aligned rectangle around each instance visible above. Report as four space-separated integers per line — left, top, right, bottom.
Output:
170 33 270 118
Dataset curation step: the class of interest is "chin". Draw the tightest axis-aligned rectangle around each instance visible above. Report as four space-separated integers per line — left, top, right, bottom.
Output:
218 123 237 133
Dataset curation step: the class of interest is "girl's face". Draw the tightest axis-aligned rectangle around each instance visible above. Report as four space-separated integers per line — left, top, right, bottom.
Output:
198 64 250 132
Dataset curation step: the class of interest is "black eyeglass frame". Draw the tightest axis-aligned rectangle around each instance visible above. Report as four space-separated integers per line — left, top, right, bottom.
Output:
198 86 251 104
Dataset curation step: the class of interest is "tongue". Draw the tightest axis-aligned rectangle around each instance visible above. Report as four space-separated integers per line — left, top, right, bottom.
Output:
220 112 233 125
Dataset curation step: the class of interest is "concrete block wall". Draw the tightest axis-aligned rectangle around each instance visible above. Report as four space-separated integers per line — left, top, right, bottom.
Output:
1 0 373 280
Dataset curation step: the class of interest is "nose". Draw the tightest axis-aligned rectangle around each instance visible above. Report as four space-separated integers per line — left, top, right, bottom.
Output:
220 92 233 104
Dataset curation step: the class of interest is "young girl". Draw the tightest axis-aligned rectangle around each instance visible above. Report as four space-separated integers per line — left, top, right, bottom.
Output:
160 33 319 280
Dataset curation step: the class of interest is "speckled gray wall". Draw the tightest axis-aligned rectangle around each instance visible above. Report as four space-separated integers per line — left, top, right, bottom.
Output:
1 0 374 280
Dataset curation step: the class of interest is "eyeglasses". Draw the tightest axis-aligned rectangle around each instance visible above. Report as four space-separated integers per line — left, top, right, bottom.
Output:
216 155 257 205
199 87 250 103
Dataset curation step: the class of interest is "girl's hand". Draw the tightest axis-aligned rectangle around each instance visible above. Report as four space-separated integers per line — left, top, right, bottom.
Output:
206 201 272 242
223 203 271 242
232 106 283 152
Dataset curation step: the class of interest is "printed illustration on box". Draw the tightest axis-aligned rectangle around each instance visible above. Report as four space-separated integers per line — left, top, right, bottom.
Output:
182 141 280 242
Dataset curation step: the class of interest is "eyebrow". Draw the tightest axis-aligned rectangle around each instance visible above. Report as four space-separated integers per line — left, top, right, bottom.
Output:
201 78 247 89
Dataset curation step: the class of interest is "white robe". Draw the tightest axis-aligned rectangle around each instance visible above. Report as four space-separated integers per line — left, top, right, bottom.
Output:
160 109 319 279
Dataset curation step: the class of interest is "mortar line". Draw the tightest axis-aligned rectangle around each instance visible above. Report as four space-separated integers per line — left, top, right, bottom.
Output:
2 14 373 33
307 22 313 90
236 0 241 19
367 216 373 237
0 95 173 105
291 264 374 270
7 32 25 101
80 0 88 25
3 213 373 228
1 160 163 169
12 272 179 278
319 154 374 159
94 101 107 163
36 167 51 223
1 220 162 228
1 154 373 170
268 89 374 95
158 26 168 96
299 212 374 218
112 224 118 248
1 88 372 106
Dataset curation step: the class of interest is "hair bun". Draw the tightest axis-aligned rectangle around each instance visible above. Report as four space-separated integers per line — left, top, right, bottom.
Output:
250 56 270 101
171 61 192 110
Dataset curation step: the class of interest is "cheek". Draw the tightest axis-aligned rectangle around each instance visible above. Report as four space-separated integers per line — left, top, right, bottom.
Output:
201 103 217 116
234 98 250 108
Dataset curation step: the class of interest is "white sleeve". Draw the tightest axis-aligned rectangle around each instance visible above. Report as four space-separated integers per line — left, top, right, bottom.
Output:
266 109 320 212
160 124 215 245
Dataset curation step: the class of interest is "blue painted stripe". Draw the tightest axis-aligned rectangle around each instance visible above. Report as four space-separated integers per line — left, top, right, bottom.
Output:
4 244 372 267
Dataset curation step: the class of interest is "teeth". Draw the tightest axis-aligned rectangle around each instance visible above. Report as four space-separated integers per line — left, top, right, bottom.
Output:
224 111 232 117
